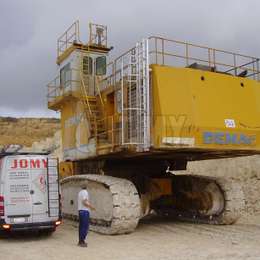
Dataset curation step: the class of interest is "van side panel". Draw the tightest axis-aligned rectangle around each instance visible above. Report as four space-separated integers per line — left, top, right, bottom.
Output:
2 155 60 227
0 158 4 222
30 156 49 222
4 156 33 224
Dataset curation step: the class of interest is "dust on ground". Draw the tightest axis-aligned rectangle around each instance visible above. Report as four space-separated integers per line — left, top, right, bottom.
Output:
0 217 260 260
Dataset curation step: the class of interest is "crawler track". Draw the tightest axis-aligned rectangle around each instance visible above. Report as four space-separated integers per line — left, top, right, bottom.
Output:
61 174 245 235
170 175 245 225
61 175 141 234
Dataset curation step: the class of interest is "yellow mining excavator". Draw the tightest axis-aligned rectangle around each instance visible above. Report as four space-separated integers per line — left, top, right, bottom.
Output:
47 21 260 234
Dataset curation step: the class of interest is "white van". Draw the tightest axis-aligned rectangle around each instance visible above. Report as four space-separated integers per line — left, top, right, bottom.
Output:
0 154 61 233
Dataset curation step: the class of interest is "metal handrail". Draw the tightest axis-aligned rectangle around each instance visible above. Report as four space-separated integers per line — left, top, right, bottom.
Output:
225 59 260 73
96 115 117 149
57 20 80 58
149 36 257 59
97 35 260 95
148 36 260 80
47 67 81 101
150 50 259 74
95 76 105 107
80 73 92 116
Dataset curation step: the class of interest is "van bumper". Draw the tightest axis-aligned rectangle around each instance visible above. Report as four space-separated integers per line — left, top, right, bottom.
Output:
0 219 61 231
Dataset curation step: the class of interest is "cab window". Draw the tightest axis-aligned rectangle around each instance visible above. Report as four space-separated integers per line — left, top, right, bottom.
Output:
60 63 71 88
96 56 106 75
83 56 93 75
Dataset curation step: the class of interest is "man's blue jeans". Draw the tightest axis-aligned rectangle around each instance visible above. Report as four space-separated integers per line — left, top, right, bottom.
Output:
79 210 90 242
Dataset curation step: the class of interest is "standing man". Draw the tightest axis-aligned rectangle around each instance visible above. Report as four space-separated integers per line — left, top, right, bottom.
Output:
78 184 95 247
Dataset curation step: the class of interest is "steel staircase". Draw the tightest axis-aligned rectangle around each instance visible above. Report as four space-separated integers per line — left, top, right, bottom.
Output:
79 57 107 140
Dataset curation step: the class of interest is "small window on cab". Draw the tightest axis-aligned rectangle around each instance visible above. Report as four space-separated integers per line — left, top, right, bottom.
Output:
96 56 107 76
60 63 71 88
83 56 93 75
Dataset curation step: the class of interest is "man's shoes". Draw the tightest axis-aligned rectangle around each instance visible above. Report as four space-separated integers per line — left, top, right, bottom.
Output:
78 241 88 247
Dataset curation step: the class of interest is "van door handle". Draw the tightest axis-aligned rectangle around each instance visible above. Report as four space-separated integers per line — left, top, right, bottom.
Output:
30 190 34 195
33 202 42 205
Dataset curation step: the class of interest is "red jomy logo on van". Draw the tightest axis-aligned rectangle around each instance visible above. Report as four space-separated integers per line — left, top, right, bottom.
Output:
10 159 47 169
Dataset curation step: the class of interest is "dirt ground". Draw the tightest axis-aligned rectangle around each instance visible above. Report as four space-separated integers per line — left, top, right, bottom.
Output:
1 216 260 260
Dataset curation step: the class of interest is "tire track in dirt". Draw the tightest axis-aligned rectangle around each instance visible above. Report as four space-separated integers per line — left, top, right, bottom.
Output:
140 220 260 243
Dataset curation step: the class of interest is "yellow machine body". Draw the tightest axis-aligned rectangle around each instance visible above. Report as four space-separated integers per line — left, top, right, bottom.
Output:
152 65 260 153
47 22 260 164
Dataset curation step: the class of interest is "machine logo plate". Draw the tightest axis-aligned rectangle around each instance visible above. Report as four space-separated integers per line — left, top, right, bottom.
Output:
203 132 256 145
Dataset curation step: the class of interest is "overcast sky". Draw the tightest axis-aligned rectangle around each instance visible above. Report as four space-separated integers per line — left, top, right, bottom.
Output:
1 0 260 118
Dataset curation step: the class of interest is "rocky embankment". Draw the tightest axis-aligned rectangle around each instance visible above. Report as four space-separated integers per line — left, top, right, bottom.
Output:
0 117 60 147
188 156 260 216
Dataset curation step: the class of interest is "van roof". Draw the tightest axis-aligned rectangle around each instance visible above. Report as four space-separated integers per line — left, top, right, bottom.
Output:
0 152 49 159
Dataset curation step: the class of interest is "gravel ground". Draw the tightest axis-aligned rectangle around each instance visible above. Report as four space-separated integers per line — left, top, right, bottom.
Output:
1 216 260 260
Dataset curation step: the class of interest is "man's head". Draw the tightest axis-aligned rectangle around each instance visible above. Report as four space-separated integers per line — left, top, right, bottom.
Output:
81 184 87 190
